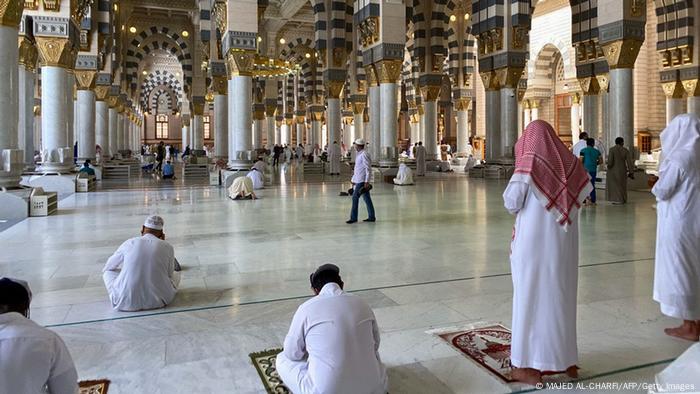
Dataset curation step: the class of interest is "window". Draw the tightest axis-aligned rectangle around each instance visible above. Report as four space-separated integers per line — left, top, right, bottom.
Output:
639 133 652 153
156 115 169 139
203 115 211 139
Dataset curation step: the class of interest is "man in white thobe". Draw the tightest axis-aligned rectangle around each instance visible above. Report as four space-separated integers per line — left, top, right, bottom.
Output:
0 278 79 394
504 120 592 385
296 144 305 164
652 114 700 341
572 132 605 162
415 141 426 176
393 163 414 185
103 215 181 312
252 158 266 173
329 141 341 175
276 264 388 394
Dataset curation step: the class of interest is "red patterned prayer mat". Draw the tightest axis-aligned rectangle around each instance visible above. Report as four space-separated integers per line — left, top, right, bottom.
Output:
250 348 291 394
78 379 110 394
437 323 515 383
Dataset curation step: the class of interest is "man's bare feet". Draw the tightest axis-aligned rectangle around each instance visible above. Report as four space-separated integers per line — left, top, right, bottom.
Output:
565 366 578 379
511 367 542 386
664 320 700 341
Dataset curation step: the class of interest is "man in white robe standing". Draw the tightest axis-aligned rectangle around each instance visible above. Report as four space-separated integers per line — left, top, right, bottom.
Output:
0 278 79 394
503 120 592 385
103 215 182 311
276 264 388 394
415 141 426 176
329 141 341 175
652 114 700 341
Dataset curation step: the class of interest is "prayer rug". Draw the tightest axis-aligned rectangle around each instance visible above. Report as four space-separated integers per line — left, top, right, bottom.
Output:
78 379 110 394
250 348 291 394
435 323 515 383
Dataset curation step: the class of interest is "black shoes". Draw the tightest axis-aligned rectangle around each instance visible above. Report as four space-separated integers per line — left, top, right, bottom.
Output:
363 218 376 222
346 220 357 224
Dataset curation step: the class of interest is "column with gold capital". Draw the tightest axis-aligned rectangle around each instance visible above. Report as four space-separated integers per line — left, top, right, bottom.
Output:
75 56 98 164
18 16 38 170
454 98 471 154
106 88 119 159
420 78 442 161
34 15 79 173
376 59 402 166
211 62 228 159
191 96 205 151
0 0 23 185
222 0 257 169
365 65 380 163
94 75 111 164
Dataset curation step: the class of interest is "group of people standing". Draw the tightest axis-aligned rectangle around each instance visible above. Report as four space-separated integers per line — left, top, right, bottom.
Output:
575 132 635 205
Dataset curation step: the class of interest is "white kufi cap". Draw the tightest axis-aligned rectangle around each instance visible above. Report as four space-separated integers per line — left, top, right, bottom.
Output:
144 215 164 231
354 138 366 146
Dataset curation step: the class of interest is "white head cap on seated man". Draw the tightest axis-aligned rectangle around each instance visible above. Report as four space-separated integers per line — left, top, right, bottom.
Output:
142 215 165 240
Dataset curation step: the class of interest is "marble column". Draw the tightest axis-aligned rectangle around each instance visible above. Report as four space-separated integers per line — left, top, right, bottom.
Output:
0 20 22 185
67 73 75 147
280 123 290 145
108 104 118 159
214 94 228 158
353 112 364 141
501 87 518 160
116 111 124 154
327 97 341 146
265 115 275 149
688 96 700 117
252 117 263 150
377 59 402 166
95 89 109 163
39 66 72 172
18 63 36 169
582 95 599 138
422 100 438 160
485 89 501 161
76 89 96 163
666 98 685 124
228 75 253 169
455 99 469 154
192 115 204 150
368 81 380 163
608 68 634 155
523 102 531 128
570 96 581 139
409 118 419 150
296 120 304 146
310 111 322 149
182 124 190 149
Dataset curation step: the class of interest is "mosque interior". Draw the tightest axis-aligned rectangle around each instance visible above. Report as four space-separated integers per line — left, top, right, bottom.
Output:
0 0 698 393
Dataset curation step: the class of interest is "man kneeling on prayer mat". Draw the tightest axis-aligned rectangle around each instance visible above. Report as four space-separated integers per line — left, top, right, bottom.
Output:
0 278 79 394
393 163 414 185
103 215 182 312
228 176 257 200
277 264 388 394
247 162 265 190
503 120 592 385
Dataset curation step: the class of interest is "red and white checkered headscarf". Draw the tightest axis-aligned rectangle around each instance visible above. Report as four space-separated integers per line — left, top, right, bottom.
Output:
513 120 592 228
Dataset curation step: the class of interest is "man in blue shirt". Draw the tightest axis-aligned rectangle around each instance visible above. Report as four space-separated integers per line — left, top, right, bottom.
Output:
579 138 602 205
162 160 175 179
79 159 96 176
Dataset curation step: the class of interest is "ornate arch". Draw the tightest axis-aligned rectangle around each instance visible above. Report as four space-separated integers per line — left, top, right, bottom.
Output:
125 26 193 90
139 71 183 114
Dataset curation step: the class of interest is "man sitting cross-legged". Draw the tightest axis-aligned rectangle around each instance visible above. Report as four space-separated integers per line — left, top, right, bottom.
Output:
103 215 182 311
276 264 388 394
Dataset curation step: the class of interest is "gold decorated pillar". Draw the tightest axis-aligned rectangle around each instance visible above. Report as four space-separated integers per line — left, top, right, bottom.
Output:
420 81 442 160
661 77 686 124
682 78 700 117
94 81 110 163
74 68 97 162
18 19 38 169
211 62 229 159
221 0 257 169
454 98 472 154
0 0 25 185
376 59 402 166
34 14 79 173
598 0 645 153
579 76 601 138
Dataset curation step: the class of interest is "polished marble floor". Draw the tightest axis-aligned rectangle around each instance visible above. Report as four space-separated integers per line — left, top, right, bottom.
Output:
0 167 692 393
